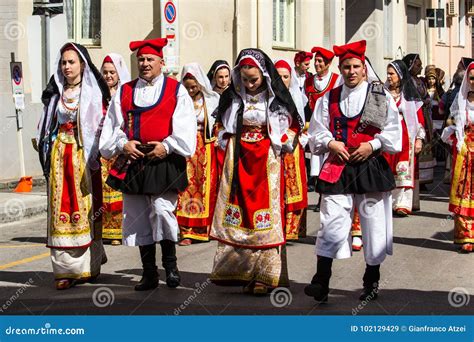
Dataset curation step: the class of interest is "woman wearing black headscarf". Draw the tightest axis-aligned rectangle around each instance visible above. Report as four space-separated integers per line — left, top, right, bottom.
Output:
402 54 435 192
209 48 302 295
37 43 110 290
207 60 231 95
384 60 425 216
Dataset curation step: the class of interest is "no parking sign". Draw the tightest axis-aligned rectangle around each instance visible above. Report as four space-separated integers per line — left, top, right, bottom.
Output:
161 0 179 74
10 61 25 110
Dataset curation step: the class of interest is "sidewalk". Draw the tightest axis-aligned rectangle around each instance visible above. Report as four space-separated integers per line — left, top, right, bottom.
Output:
0 190 47 224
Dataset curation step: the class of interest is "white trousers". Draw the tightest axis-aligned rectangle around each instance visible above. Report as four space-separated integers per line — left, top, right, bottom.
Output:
122 192 179 246
316 192 393 265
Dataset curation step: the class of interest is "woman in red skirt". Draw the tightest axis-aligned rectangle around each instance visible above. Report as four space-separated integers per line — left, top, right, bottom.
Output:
210 49 303 295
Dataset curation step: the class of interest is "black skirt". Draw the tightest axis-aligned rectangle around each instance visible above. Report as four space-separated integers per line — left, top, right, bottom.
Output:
106 153 188 195
317 155 395 195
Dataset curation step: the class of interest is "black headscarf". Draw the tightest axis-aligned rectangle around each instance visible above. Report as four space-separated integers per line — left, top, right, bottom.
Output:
207 60 230 83
218 48 301 198
388 60 421 102
402 53 420 73
41 43 110 107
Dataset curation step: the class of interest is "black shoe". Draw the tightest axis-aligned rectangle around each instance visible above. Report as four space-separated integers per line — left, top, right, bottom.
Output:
304 283 329 302
165 268 181 288
134 273 159 291
313 205 320 212
359 284 378 301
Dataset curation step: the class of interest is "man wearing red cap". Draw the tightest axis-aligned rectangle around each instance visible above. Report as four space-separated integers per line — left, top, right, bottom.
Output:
306 40 402 302
305 47 340 203
100 38 196 291
294 51 313 92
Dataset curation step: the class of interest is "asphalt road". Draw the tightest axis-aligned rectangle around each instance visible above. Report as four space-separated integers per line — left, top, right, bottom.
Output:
0 165 472 315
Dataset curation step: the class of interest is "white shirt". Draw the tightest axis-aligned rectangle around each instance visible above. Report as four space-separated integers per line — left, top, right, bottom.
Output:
308 80 402 155
99 73 197 159
313 72 332 92
243 92 267 126
295 71 306 92
194 97 205 124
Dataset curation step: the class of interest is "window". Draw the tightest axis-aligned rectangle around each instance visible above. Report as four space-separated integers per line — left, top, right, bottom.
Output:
437 0 447 43
65 0 101 46
272 0 295 48
458 0 466 46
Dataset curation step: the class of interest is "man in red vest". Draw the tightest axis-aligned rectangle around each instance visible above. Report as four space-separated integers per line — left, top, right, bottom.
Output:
294 51 313 92
305 47 340 201
305 40 402 302
100 38 196 291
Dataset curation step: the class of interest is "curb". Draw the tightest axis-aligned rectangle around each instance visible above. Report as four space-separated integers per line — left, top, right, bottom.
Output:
0 177 46 191
0 196 47 225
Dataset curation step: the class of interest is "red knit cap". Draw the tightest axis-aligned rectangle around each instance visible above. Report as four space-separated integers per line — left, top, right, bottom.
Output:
294 51 312 64
129 38 168 58
333 40 366 64
311 47 335 61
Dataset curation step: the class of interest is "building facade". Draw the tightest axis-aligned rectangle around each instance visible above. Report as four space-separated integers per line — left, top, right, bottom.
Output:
0 0 471 181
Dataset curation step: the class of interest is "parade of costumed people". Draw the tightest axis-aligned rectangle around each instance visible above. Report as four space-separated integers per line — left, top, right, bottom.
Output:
38 42 110 290
176 63 220 246
99 38 196 291
383 60 425 217
441 61 474 254
209 48 302 295
99 53 131 246
274 58 308 241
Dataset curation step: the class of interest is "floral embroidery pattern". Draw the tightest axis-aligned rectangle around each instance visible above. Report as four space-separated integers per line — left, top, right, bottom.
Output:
254 210 272 230
223 204 242 228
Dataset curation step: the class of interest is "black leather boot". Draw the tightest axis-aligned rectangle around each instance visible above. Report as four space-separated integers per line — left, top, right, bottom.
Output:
135 244 159 291
160 240 180 288
359 264 380 301
304 256 332 302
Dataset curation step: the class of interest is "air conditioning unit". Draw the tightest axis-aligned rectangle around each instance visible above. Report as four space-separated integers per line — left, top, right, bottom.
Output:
447 0 457 16
467 0 474 16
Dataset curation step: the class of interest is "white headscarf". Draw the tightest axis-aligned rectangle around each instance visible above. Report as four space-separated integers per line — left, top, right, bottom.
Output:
101 53 131 87
38 43 105 170
385 61 423 144
181 62 220 131
444 62 474 151
273 58 307 125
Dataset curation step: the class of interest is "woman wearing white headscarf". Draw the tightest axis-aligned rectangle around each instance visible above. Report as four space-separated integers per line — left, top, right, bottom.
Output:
99 53 131 246
177 63 220 246
274 58 309 241
441 62 474 253
383 60 425 216
210 49 303 295
37 43 110 290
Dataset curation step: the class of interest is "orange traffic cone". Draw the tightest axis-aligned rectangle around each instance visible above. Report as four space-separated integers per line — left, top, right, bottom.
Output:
14 176 33 193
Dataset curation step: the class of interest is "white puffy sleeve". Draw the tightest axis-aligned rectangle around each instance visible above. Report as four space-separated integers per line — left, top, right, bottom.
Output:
308 92 333 155
162 84 197 158
99 88 128 160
